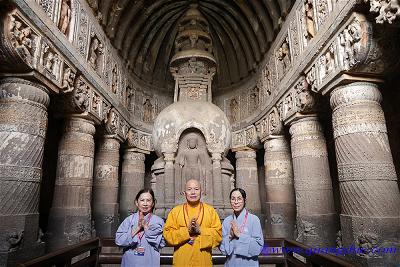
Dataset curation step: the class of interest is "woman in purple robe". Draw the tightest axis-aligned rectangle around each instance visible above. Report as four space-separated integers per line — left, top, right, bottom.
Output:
115 188 165 267
219 188 264 267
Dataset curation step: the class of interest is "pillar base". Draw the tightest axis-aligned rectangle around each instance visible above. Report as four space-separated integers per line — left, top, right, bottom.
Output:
340 214 400 266
0 214 45 266
265 202 295 239
46 207 92 251
296 213 338 247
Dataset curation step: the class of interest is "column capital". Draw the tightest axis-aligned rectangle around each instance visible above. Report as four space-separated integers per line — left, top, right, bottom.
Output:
63 116 95 135
123 149 146 161
235 148 256 159
288 114 322 136
0 77 49 106
330 82 381 109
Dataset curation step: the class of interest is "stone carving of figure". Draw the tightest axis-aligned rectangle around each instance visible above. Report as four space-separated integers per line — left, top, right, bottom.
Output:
11 18 34 64
7 231 24 252
74 80 89 111
62 67 76 92
339 20 361 69
176 136 209 194
111 66 118 94
143 98 153 122
277 40 291 73
230 98 239 122
58 0 71 35
304 0 315 40
88 36 102 69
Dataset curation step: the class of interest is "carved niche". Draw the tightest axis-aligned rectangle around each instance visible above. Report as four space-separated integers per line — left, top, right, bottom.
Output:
174 129 212 203
276 37 291 78
88 33 103 71
58 0 72 35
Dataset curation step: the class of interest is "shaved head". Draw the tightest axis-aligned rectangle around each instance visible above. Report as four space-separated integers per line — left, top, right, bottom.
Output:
185 179 201 190
185 179 202 204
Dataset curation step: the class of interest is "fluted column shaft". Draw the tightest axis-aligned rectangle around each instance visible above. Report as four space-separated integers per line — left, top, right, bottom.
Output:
120 150 145 220
164 153 175 210
264 135 295 239
235 149 261 216
92 136 121 237
47 117 95 251
212 153 224 209
0 78 49 265
289 116 338 247
330 82 400 265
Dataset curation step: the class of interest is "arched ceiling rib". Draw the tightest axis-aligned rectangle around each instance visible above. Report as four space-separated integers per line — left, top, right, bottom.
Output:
92 0 295 92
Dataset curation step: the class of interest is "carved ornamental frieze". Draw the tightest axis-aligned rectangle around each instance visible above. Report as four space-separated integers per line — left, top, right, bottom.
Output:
0 7 154 152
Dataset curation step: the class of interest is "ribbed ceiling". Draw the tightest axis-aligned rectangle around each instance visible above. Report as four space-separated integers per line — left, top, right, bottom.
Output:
89 0 294 91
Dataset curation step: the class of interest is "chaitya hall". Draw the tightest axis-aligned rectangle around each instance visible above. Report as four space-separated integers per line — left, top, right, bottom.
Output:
0 0 399 266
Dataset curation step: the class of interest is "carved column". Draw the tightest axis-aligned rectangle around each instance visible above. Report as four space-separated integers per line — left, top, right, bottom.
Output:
0 78 48 265
163 152 175 211
235 149 261 216
264 135 296 239
151 157 165 218
221 157 235 213
92 135 121 237
211 153 224 214
289 115 338 247
46 116 95 251
119 149 145 220
330 82 400 265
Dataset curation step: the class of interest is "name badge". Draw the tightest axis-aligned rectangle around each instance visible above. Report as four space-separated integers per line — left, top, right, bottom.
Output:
188 238 194 245
134 246 145 256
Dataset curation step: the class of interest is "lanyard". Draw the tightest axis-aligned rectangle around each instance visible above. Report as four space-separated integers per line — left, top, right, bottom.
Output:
233 210 248 233
183 202 204 227
137 212 152 242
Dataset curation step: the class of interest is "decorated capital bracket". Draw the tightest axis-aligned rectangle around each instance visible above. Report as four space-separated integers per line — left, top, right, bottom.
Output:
365 0 400 25
126 127 153 153
0 6 156 151
231 125 261 150
304 12 386 96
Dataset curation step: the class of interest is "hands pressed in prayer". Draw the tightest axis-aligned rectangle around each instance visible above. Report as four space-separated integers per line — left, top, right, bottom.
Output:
131 212 148 237
229 220 240 239
188 218 201 236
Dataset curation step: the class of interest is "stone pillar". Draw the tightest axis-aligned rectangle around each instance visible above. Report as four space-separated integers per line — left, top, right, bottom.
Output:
120 149 145 220
151 157 165 218
0 78 49 265
164 152 175 210
235 149 261 216
264 135 296 239
289 115 338 247
92 135 121 237
330 82 400 266
211 153 224 211
46 117 95 251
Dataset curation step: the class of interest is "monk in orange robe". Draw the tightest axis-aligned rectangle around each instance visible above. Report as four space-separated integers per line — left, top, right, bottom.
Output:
163 179 222 266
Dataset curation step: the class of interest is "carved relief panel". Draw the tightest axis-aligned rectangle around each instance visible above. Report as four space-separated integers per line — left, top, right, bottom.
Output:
87 31 103 72
9 15 40 68
276 36 292 79
76 6 89 57
39 40 62 83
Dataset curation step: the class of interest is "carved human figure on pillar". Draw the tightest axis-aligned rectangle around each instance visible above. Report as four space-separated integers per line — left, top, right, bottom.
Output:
304 0 315 40
58 0 71 35
88 36 102 69
143 98 153 122
177 138 202 187
230 98 239 123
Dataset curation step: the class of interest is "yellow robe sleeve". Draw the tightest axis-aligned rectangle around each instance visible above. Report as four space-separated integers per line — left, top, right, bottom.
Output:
198 204 222 250
163 205 191 246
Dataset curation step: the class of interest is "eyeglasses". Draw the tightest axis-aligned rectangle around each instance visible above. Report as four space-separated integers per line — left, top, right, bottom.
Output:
230 197 244 203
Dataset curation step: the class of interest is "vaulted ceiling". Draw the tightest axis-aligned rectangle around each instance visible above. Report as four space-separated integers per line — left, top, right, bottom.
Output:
88 0 294 92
